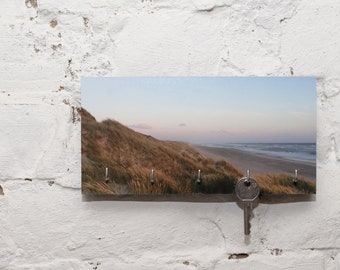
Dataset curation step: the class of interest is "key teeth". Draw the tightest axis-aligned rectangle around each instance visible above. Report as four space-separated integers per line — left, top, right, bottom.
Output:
245 223 251 235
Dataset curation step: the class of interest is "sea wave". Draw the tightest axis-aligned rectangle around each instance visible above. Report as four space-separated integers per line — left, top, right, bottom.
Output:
201 143 316 163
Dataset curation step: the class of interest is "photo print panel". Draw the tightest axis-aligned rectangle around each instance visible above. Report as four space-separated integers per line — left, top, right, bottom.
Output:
81 77 316 197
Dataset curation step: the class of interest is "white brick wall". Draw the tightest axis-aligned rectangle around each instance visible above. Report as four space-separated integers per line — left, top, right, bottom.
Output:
0 0 339 269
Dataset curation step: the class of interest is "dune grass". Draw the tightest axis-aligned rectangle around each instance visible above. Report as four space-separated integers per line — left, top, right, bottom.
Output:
255 173 316 194
81 108 316 195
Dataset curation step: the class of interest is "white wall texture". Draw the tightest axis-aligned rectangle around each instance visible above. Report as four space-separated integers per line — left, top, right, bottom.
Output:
0 0 340 269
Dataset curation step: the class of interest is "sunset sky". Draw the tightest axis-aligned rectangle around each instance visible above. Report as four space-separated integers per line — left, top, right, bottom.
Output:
81 77 316 144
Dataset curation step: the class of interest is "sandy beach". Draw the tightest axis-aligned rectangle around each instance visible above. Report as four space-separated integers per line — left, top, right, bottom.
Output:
192 145 316 181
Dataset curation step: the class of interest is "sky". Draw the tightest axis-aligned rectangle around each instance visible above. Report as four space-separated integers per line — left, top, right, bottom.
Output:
81 77 316 144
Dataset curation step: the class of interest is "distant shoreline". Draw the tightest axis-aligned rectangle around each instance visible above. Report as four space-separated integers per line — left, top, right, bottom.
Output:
192 145 316 181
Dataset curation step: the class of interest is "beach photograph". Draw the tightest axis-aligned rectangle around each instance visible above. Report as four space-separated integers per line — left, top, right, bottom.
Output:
81 77 316 196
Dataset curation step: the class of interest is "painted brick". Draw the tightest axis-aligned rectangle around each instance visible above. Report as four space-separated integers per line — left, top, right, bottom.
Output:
0 0 339 269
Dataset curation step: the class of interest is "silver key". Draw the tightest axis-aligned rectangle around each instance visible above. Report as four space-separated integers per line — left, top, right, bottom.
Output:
235 176 260 235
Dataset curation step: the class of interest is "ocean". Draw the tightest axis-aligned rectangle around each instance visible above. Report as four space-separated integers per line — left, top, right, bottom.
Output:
201 143 316 163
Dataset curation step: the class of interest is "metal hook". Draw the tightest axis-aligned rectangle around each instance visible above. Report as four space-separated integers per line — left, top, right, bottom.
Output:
151 169 155 185
196 169 201 184
244 169 251 186
105 167 109 183
292 169 298 185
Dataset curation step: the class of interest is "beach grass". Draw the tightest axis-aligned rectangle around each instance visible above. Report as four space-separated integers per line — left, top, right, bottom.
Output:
82 108 316 195
81 108 243 195
255 173 316 194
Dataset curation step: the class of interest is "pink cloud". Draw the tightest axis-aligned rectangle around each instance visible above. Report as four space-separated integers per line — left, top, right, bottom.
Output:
129 123 152 130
